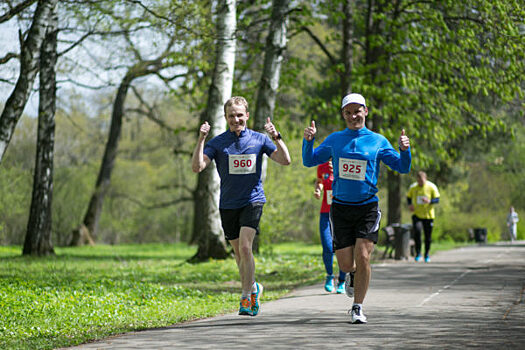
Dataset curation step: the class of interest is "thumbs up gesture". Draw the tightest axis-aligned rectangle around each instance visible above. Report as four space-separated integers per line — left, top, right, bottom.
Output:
304 120 317 141
264 117 279 139
199 121 210 139
399 129 410 151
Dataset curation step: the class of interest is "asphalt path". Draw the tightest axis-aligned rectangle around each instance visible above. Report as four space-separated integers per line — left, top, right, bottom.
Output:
65 242 525 349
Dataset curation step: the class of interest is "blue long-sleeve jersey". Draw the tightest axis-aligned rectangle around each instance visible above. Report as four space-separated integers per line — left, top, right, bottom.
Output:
302 127 411 205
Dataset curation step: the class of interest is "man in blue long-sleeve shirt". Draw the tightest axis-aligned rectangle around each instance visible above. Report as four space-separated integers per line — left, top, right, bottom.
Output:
302 93 411 324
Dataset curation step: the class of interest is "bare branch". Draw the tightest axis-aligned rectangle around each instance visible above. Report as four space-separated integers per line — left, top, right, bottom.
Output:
57 77 114 90
147 197 193 210
299 25 338 66
0 52 18 64
0 0 37 23
128 85 175 132
123 0 206 38
111 191 193 209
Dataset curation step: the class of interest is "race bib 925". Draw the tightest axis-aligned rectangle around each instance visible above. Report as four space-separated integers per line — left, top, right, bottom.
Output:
339 158 367 181
229 154 256 174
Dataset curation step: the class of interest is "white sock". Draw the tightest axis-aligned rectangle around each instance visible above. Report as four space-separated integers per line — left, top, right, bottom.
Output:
241 291 250 299
251 281 257 293
353 303 363 309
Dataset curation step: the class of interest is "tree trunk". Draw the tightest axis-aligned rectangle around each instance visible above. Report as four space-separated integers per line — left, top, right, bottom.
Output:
191 0 236 262
251 0 290 254
0 0 58 164
253 0 290 132
69 224 95 246
75 45 175 244
341 0 354 96
23 2 58 256
387 170 402 225
80 74 133 241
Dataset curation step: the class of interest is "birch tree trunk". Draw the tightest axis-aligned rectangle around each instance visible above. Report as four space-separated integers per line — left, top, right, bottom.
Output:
191 0 236 262
251 0 290 253
23 2 57 256
253 0 290 132
0 0 58 164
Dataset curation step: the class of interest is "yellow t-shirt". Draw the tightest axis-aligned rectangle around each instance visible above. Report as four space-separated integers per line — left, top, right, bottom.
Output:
407 181 440 219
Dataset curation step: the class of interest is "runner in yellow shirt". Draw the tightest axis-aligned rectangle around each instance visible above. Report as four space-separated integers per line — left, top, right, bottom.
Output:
406 171 440 262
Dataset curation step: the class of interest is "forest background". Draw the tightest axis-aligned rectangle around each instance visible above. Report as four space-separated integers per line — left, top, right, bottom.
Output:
0 0 524 255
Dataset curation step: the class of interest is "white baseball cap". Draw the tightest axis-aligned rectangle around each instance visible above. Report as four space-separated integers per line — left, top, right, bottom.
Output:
341 93 366 109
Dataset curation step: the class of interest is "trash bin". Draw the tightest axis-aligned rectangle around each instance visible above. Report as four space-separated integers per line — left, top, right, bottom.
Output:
393 223 412 260
474 228 487 243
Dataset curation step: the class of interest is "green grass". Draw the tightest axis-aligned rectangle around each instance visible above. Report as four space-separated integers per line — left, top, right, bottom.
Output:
0 243 327 350
0 241 468 349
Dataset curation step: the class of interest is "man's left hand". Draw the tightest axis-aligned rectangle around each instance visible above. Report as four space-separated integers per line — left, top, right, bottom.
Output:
264 117 279 139
399 129 410 151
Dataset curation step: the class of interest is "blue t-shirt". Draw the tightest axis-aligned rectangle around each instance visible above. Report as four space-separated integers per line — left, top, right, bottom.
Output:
302 127 411 205
204 128 277 209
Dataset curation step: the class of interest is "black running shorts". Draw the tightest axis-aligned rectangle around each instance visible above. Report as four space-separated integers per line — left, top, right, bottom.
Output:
330 201 381 250
219 202 264 241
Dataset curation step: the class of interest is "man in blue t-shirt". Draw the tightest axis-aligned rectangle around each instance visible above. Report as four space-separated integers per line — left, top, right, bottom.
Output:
192 96 291 316
302 93 411 324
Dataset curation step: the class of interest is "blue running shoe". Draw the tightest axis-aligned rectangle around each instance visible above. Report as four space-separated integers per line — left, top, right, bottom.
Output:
336 280 345 294
250 283 263 316
324 275 335 292
424 256 431 263
415 255 422 262
239 297 252 316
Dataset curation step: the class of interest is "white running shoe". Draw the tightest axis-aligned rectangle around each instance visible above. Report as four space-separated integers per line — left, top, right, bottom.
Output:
345 272 354 298
350 304 367 324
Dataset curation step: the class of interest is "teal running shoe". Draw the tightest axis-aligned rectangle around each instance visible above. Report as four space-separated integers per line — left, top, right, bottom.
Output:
250 283 263 316
239 297 252 316
424 256 431 263
324 275 335 292
336 280 345 294
415 255 422 262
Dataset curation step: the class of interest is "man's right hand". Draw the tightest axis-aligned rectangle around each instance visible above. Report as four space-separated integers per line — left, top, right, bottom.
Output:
304 120 316 141
199 121 210 139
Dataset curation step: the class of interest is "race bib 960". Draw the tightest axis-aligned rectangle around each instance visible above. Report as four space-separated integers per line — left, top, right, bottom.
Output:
339 158 367 181
229 154 256 174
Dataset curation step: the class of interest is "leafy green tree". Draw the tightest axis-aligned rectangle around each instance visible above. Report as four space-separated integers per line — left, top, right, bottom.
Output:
191 0 237 261
295 0 525 224
66 1 211 242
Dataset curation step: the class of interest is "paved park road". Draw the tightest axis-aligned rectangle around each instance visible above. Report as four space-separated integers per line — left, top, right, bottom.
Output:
66 243 525 349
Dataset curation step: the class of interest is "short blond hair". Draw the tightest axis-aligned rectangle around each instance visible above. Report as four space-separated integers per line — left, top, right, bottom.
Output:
224 96 249 115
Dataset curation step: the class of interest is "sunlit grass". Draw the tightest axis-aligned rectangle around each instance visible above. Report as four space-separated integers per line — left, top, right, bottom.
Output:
0 243 325 350
0 241 469 349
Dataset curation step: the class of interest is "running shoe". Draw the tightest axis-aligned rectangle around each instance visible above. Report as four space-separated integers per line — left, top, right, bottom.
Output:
324 275 335 292
250 282 263 316
344 272 354 298
336 280 345 294
414 255 422 262
350 304 367 324
239 297 252 316
424 256 431 263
